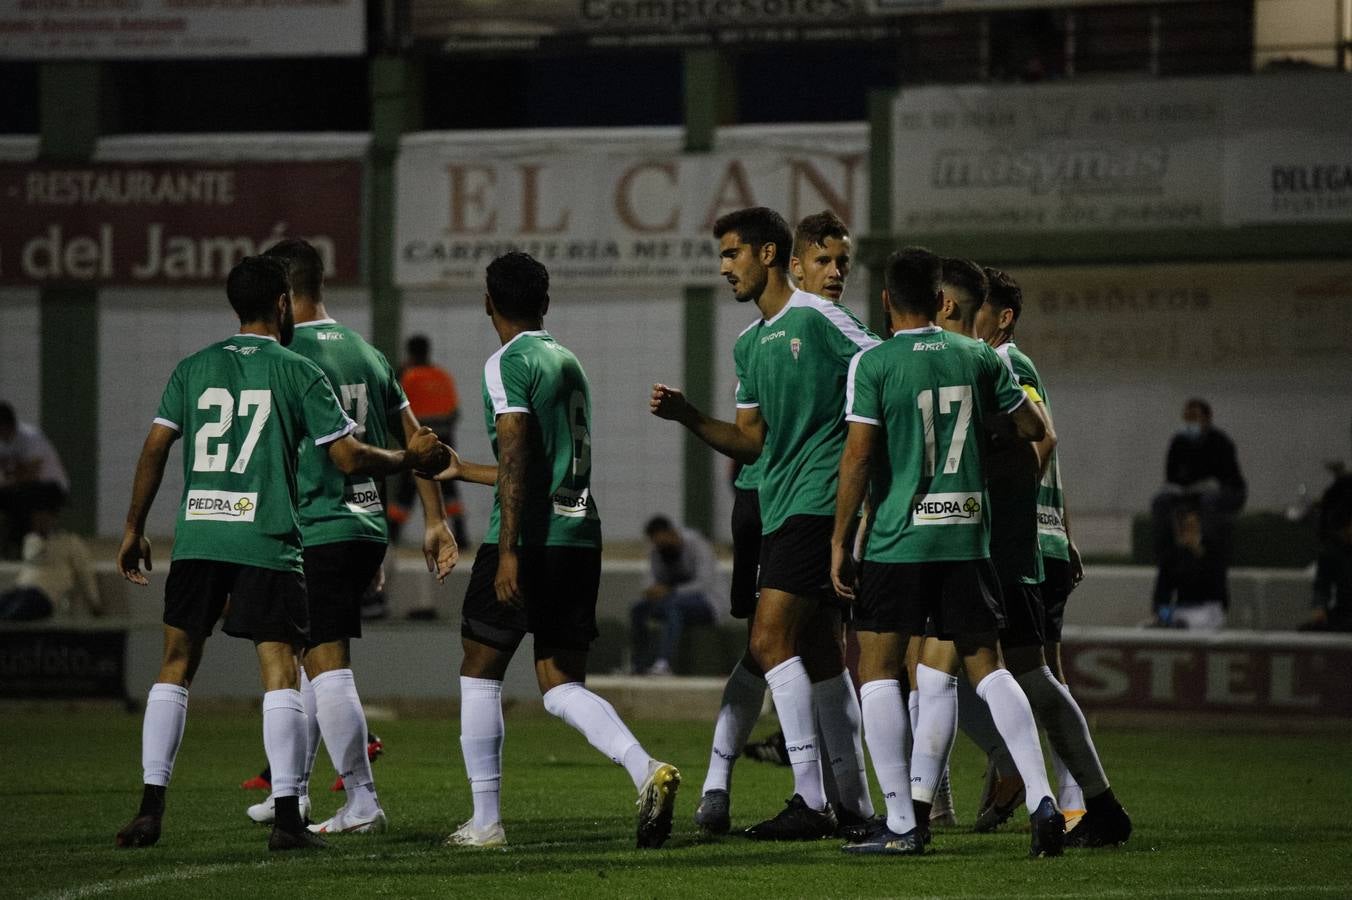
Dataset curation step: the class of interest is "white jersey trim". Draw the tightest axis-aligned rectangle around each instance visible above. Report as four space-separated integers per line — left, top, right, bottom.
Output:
231 333 278 342
1003 392 1028 415
484 330 545 416
845 414 881 426
398 399 411 411
153 417 181 432
844 349 866 420
895 325 943 336
736 402 761 409
314 420 357 447
294 318 338 328
791 290 880 351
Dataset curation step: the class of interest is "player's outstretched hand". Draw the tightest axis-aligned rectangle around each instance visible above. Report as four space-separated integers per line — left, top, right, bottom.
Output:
1068 542 1084 592
117 529 153 586
495 548 525 609
650 383 690 422
431 446 463 482
424 520 459 583
830 542 856 603
407 427 451 475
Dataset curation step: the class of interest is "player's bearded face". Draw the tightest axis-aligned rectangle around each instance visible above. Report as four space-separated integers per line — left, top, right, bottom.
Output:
719 236 767 303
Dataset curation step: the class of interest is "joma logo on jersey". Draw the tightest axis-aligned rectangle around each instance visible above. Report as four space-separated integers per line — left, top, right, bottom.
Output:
185 490 258 522
344 480 383 514
912 340 948 352
912 492 982 526
222 344 259 356
760 329 788 344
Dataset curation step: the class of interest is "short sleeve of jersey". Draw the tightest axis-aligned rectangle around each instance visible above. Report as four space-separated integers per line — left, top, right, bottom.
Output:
299 365 358 446
815 302 880 365
154 364 186 432
485 346 532 415
733 337 757 409
986 345 1027 414
1009 353 1044 404
844 350 881 426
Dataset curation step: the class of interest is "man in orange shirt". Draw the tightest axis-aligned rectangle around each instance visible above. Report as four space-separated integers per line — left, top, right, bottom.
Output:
392 336 470 550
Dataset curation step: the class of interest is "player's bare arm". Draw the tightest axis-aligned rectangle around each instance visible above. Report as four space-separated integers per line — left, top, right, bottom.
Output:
831 420 875 601
401 406 459 582
326 425 449 477
1030 399 1059 476
649 383 765 464
494 411 530 608
117 423 179 585
433 446 499 486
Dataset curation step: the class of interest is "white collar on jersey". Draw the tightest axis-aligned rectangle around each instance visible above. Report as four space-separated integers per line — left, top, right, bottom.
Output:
893 325 943 336
231 333 278 342
760 289 814 327
294 318 338 328
500 329 549 352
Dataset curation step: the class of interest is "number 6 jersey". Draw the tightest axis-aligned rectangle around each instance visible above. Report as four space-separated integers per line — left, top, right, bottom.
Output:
845 326 1026 564
480 330 601 549
153 333 356 572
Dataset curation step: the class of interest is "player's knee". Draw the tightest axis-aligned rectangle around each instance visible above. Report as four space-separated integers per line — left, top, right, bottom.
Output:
748 630 792 671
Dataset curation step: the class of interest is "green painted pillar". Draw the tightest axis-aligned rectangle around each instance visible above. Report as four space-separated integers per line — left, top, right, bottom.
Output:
38 63 104 535
680 48 732 536
368 56 424 362
865 88 895 338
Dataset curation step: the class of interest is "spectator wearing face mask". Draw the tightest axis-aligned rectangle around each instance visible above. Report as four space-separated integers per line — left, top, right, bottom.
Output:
1149 398 1246 566
629 515 721 676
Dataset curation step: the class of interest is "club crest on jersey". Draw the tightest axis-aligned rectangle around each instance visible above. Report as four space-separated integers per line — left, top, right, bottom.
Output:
790 337 802 360
912 492 982 526
185 490 259 522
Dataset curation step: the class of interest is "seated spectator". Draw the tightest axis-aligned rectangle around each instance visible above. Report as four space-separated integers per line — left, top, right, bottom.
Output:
629 515 719 675
1151 505 1227 631
0 403 70 559
0 504 102 621
1302 492 1352 632
1150 398 1246 567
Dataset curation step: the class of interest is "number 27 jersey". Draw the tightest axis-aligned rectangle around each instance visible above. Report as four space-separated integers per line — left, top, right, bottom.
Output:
154 334 356 572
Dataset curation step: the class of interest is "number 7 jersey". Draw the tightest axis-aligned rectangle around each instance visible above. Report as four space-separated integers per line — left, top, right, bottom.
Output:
153 333 357 572
845 326 1026 564
480 330 601 548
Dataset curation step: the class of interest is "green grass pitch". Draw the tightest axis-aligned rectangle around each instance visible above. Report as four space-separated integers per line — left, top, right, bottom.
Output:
6 707 1351 898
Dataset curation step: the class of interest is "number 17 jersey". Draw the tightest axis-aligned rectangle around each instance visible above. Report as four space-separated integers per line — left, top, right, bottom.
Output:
845 326 1026 564
153 334 356 572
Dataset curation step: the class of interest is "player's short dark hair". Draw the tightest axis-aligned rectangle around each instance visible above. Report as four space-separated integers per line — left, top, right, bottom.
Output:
713 207 793 269
794 210 850 256
644 515 675 537
486 251 550 322
941 257 988 322
263 238 323 300
0 402 14 429
406 334 431 362
983 267 1024 327
226 256 290 325
884 247 942 317
1185 397 1213 419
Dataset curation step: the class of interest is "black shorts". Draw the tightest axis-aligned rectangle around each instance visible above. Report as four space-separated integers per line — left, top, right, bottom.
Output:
758 514 835 602
854 558 1004 638
1040 557 1073 643
999 579 1046 649
461 544 601 653
163 559 308 645
303 540 387 646
730 487 762 619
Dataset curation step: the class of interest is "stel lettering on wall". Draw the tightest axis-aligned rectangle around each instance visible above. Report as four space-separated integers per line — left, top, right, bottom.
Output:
0 162 362 286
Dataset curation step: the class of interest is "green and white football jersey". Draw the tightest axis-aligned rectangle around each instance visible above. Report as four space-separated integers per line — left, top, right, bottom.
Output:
153 333 356 572
989 342 1047 583
480 330 601 549
845 326 1026 564
1010 346 1071 563
734 290 879 534
289 319 409 548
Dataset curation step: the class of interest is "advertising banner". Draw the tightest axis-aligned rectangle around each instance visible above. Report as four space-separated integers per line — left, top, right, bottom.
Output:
395 126 869 290
0 629 127 700
892 74 1352 234
0 161 363 286
0 0 364 60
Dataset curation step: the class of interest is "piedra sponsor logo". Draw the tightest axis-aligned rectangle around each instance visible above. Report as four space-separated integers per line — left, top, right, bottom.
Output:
912 492 982 526
344 480 383 514
1037 503 1066 536
186 490 258 522
552 486 594 519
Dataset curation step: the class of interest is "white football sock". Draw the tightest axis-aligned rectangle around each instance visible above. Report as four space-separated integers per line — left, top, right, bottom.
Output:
141 683 188 787
860 679 915 835
262 689 307 799
1016 666 1109 798
702 662 765 795
974 669 1053 812
1051 747 1085 812
459 676 504 828
957 674 1019 778
299 667 320 795
911 663 958 805
312 668 379 816
542 682 652 790
901 690 916 762
812 671 874 818
764 657 826 810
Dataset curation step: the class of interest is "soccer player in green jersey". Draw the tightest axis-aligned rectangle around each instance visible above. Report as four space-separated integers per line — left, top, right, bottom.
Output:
113 256 448 852
235 239 457 835
712 211 875 836
970 269 1132 849
653 207 879 840
831 247 1064 858
433 252 680 850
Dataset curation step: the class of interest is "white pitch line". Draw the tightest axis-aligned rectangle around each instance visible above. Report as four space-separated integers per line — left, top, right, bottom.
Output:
38 862 268 900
